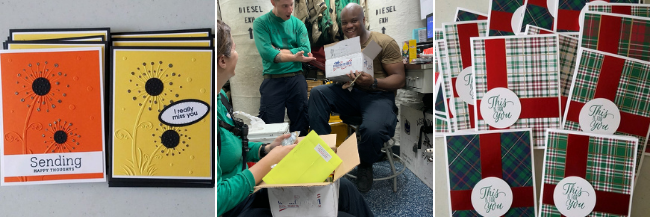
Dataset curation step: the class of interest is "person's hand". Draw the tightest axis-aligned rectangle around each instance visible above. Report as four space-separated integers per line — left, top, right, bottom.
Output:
264 134 293 153
293 51 317 62
264 144 297 165
346 70 373 87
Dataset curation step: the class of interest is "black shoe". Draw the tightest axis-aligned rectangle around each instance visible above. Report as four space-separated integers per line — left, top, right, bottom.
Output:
356 164 373 193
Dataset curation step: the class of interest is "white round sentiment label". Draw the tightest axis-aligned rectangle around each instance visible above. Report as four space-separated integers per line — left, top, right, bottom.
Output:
553 176 597 217
512 5 526 34
480 88 521 128
455 67 475 105
578 98 620 134
471 177 513 217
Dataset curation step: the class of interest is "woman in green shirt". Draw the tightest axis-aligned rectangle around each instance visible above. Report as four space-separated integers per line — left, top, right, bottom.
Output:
217 20 373 217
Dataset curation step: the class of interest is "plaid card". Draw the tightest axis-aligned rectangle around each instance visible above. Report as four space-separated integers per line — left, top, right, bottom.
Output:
436 36 457 132
563 48 650 170
456 7 489 21
520 0 555 32
445 129 536 217
525 25 580 117
443 21 488 131
472 35 561 148
539 129 638 217
588 2 650 17
488 0 525 36
556 0 639 32
581 11 650 62
436 115 452 136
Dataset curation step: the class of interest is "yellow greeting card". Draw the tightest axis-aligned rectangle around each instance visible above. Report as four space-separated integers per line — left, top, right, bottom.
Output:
10 28 109 41
112 38 212 47
111 29 211 39
111 47 213 183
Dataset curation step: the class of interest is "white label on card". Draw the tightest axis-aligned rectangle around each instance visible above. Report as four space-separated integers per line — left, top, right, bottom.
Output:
471 177 513 217
455 67 475 105
548 0 557 18
579 98 620 134
553 176 596 217
512 5 526 33
314 144 332 162
480 88 521 128
579 1 607 29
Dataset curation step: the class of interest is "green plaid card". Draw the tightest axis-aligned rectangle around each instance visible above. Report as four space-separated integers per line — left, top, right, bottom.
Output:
472 35 561 148
555 0 638 32
456 7 489 22
525 25 579 117
563 48 650 171
488 0 525 36
581 11 650 62
443 21 488 131
540 129 637 217
520 0 555 32
436 36 456 132
587 3 650 18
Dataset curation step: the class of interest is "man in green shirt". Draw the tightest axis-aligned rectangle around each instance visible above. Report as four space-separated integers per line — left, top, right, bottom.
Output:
253 0 316 136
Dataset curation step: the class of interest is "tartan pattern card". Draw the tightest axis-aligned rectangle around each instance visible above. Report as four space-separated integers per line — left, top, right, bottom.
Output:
436 28 444 41
520 0 555 32
539 129 638 217
555 0 639 32
436 36 457 132
587 3 650 18
580 11 650 62
472 35 561 148
456 7 489 21
443 21 488 131
488 0 526 36
444 129 537 217
436 115 452 136
563 48 650 167
525 25 580 117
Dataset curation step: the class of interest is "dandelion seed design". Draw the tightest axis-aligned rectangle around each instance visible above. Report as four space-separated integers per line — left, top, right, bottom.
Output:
43 119 80 153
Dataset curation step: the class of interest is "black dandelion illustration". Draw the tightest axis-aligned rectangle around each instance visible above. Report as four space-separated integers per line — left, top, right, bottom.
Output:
43 119 80 153
16 62 67 112
128 61 182 112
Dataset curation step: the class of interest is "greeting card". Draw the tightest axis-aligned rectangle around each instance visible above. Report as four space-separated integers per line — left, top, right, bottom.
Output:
435 115 452 136
0 47 105 185
111 28 212 39
520 0 556 32
539 129 638 216
525 25 579 117
587 2 650 17
436 29 456 132
471 34 561 148
111 37 213 47
110 47 213 187
555 0 639 32
563 48 650 171
442 21 488 131
10 28 110 42
444 129 536 216
455 7 489 21
487 0 525 36
580 11 650 62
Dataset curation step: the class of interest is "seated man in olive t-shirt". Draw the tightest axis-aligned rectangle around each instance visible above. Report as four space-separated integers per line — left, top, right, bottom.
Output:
308 3 405 193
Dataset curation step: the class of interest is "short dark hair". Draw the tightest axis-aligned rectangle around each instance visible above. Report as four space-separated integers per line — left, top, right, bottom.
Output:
217 20 232 58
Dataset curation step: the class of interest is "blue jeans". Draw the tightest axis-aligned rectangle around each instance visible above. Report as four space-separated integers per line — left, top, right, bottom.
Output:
222 178 373 217
308 84 398 166
258 74 309 136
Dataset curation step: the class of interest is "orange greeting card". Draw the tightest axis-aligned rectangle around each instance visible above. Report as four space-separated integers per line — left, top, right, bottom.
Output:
0 47 105 185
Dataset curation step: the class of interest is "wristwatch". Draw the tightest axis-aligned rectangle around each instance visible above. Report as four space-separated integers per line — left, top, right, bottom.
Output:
260 143 269 158
370 78 378 90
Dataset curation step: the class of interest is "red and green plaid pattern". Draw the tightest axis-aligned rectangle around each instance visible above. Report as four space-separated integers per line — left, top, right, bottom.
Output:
436 39 457 132
581 12 650 62
435 29 444 41
521 4 555 32
446 130 535 216
456 9 488 22
525 25 580 98
436 115 451 134
564 48 650 172
587 3 650 17
540 130 637 217
472 35 561 147
444 21 488 131
489 0 524 36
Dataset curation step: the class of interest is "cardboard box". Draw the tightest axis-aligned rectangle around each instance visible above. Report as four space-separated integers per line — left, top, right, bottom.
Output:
256 134 359 217
399 104 433 189
324 36 381 82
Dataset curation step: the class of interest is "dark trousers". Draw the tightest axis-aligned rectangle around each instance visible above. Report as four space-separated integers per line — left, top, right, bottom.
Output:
259 74 309 136
308 84 398 166
222 178 374 217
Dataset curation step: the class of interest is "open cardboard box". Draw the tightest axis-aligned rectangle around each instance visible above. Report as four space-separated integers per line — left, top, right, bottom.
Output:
255 133 359 217
324 36 382 82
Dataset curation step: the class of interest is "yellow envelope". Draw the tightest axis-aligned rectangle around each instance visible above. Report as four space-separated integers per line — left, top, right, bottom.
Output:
263 131 343 184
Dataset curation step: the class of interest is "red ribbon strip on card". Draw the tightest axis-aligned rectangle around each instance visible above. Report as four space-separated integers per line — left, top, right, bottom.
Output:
527 0 547 8
451 22 481 128
541 134 631 216
611 6 632 15
597 15 623 55
556 9 581 32
450 133 535 211
490 10 516 33
565 54 650 138
475 38 560 129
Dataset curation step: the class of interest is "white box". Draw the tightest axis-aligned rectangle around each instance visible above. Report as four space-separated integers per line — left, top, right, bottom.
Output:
248 123 289 143
267 179 340 217
324 36 382 82
399 104 433 189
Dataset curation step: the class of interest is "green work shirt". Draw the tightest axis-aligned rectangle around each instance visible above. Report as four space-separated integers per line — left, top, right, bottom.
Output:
253 11 311 75
217 90 263 216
